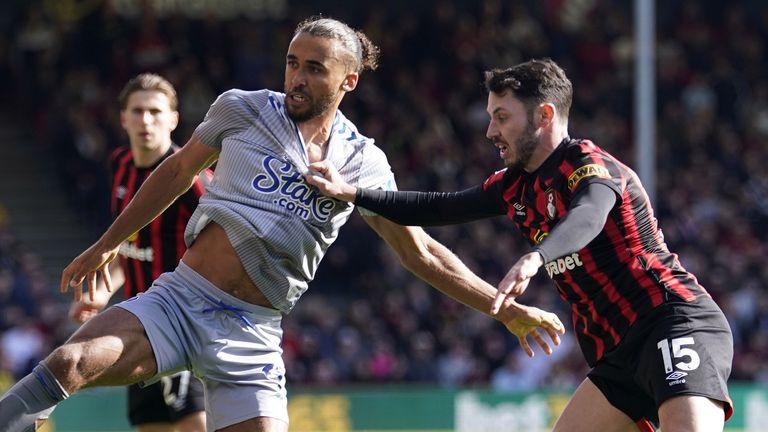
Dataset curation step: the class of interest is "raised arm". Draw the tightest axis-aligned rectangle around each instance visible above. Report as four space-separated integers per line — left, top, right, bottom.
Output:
61 136 219 301
362 214 564 357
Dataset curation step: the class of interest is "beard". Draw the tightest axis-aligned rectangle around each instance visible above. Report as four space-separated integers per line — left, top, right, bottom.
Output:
286 87 337 123
508 119 538 170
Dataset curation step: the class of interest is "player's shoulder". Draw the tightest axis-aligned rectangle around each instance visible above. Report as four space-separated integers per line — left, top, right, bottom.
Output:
333 109 378 153
109 145 131 165
483 168 509 190
212 88 278 116
564 138 613 159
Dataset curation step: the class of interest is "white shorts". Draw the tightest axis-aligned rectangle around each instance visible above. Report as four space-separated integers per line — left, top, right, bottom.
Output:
116 261 288 429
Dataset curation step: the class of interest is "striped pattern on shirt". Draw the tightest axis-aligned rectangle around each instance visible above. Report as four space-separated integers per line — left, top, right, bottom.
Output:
185 89 396 312
483 138 709 366
110 145 207 298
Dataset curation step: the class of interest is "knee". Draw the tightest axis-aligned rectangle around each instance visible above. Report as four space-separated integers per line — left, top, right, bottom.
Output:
45 337 119 391
43 343 85 391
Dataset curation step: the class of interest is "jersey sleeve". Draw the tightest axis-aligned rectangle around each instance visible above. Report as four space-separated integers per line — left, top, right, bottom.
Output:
193 89 260 149
355 142 398 217
562 140 625 202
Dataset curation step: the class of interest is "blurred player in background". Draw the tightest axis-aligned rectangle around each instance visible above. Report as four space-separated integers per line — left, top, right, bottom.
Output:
0 17 563 432
306 58 734 432
68 73 207 432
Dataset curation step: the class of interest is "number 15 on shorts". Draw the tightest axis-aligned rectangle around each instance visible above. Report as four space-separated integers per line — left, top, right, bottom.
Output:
657 337 701 374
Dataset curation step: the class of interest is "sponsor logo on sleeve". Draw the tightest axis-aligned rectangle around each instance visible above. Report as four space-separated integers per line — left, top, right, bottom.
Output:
567 164 611 192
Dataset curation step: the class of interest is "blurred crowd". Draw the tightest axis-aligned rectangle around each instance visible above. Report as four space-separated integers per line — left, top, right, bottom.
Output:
0 0 767 394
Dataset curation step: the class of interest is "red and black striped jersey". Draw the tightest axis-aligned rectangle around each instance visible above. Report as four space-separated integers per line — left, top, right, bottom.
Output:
483 138 710 366
109 145 210 298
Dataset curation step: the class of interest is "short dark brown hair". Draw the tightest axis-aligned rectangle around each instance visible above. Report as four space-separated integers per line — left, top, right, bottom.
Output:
118 73 178 111
294 16 380 73
484 58 572 119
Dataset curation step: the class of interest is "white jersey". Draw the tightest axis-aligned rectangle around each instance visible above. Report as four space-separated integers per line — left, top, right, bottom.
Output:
185 89 396 313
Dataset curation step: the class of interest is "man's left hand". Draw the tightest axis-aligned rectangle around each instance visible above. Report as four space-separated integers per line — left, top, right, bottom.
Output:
498 300 565 357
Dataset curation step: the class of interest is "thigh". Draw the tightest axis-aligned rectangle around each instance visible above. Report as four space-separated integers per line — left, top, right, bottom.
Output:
553 378 642 432
220 416 288 432
46 307 157 389
658 395 725 432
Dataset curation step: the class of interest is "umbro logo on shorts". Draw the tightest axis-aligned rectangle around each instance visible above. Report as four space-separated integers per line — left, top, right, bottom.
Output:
666 370 688 386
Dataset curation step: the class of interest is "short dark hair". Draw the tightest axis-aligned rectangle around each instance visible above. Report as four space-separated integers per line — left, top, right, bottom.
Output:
484 58 572 119
294 16 380 73
118 73 178 111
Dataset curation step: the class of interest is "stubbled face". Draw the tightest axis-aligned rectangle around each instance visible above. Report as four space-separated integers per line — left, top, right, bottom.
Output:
120 90 178 152
284 33 351 123
486 90 539 169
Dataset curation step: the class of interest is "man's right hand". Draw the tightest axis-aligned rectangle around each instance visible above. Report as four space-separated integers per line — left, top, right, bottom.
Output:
61 242 120 302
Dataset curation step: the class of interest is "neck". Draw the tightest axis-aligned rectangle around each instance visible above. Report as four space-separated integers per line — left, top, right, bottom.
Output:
131 141 171 168
523 123 568 172
296 109 337 147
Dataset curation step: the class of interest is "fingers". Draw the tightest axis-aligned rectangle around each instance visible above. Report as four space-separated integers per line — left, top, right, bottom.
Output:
518 335 534 358
307 160 330 173
102 266 113 293
87 271 97 302
531 330 553 355
545 326 562 347
73 282 82 302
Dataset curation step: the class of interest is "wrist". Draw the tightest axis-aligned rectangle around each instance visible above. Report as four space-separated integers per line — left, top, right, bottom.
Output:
344 185 358 203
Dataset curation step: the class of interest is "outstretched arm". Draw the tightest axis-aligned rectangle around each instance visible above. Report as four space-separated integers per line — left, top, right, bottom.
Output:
363 214 564 357
306 160 504 226
61 136 219 302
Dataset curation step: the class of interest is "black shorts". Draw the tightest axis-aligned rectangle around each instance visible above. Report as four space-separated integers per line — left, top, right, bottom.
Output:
587 294 733 429
128 371 205 426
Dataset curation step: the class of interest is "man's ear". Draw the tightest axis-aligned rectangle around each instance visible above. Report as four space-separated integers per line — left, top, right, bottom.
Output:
341 72 359 92
170 111 180 131
538 103 556 127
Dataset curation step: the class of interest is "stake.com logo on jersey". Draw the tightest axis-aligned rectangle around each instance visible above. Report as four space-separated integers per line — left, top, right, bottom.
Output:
252 155 336 222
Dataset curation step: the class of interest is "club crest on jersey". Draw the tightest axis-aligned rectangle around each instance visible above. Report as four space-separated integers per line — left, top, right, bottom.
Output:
545 189 557 220
513 202 526 217
252 155 336 222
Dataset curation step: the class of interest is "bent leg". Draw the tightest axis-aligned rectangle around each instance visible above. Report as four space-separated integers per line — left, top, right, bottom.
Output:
658 395 725 432
172 412 207 432
220 417 288 432
0 307 156 432
553 378 641 432
46 306 158 392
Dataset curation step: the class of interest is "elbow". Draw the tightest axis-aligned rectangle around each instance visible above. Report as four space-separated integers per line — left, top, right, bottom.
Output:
397 246 429 272
396 237 435 273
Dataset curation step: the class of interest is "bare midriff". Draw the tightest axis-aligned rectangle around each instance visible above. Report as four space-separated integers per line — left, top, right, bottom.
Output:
182 221 275 309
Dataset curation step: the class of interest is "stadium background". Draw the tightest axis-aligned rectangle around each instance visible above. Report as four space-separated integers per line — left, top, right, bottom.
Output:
0 0 767 430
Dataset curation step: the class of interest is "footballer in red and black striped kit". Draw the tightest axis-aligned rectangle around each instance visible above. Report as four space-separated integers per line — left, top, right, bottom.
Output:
69 74 209 432
306 58 734 432
110 144 207 298
481 137 713 367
